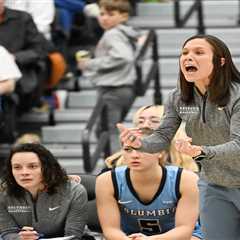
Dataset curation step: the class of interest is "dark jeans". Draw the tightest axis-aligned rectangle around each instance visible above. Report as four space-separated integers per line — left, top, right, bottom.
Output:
97 86 135 154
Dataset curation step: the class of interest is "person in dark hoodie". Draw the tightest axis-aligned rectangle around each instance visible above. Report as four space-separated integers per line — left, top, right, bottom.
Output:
118 34 240 240
77 0 139 154
0 143 88 240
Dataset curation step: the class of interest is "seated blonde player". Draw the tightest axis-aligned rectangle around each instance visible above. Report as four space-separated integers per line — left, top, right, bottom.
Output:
105 105 198 172
96 141 203 239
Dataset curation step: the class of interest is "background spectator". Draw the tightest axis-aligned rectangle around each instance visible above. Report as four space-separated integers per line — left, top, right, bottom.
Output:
0 46 22 143
4 0 55 40
77 0 139 153
54 0 86 36
0 46 21 94
0 0 48 114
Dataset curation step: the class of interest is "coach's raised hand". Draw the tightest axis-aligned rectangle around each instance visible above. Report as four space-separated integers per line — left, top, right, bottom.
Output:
117 123 142 148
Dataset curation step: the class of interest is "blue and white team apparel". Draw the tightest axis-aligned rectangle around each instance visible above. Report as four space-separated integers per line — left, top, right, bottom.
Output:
112 165 203 239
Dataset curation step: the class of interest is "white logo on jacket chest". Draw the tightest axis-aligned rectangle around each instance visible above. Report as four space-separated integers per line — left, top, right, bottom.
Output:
179 106 199 114
49 206 60 211
8 206 31 213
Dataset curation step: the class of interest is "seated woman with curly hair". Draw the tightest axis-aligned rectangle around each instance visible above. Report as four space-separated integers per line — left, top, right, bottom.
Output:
0 143 88 240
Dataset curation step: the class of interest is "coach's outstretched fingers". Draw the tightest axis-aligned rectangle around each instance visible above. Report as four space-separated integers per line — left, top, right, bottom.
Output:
117 123 142 148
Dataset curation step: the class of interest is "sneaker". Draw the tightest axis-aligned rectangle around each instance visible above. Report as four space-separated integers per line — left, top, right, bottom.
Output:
32 102 50 113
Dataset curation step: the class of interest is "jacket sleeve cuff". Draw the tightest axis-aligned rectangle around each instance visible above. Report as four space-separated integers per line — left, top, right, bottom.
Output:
193 150 206 162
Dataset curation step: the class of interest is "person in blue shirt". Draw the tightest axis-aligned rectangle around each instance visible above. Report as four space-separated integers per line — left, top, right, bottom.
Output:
54 0 86 35
96 141 203 239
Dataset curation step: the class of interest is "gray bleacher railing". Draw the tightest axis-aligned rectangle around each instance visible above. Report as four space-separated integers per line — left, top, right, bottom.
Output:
238 0 240 24
174 0 205 34
82 29 161 173
135 29 162 102
82 100 111 173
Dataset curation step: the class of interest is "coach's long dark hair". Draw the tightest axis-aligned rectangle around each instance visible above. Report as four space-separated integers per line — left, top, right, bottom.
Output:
180 34 240 106
1 143 68 197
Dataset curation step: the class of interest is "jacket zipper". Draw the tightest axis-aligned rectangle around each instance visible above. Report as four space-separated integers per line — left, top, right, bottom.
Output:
202 93 207 123
33 201 38 222
30 195 38 223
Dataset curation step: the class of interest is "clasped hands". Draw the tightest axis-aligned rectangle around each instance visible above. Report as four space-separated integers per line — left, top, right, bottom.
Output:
128 233 148 240
18 226 42 240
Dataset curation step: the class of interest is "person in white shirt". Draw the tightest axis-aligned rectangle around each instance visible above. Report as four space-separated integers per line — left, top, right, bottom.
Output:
0 46 21 95
4 0 55 40
0 45 22 142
